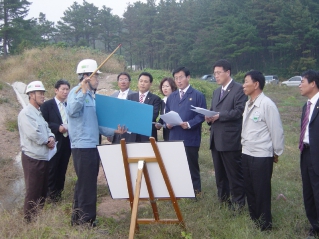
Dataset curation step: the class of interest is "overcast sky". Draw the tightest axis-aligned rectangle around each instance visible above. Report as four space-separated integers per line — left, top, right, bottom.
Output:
28 0 148 23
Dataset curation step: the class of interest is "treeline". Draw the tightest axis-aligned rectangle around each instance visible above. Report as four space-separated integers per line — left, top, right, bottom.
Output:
1 0 319 77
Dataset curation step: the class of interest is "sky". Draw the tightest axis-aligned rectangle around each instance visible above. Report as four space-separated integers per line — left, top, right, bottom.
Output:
27 0 148 23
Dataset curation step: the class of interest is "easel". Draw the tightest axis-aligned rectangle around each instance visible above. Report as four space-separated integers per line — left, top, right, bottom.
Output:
120 137 185 239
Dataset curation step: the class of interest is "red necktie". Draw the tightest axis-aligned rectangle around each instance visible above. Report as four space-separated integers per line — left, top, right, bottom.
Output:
139 94 144 103
299 101 312 151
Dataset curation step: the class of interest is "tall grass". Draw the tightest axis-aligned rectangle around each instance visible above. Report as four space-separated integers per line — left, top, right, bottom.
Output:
0 50 310 238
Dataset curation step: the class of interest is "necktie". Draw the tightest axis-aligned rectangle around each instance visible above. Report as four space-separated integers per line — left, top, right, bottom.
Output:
299 101 312 151
180 91 184 100
139 94 145 103
59 102 68 137
219 89 225 101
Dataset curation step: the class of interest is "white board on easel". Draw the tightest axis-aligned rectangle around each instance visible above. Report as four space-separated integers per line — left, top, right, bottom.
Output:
97 141 195 199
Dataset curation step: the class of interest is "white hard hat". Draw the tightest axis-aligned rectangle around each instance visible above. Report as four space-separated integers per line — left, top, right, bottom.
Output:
76 59 102 74
25 81 46 94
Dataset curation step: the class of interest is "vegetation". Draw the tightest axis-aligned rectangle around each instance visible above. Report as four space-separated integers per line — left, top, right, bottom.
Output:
0 50 310 237
1 0 319 77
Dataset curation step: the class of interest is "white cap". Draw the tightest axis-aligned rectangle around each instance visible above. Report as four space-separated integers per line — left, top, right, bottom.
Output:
76 59 102 74
25 81 46 94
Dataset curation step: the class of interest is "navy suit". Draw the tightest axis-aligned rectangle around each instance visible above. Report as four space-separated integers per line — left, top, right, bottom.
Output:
127 92 161 142
165 86 206 192
40 98 71 201
300 97 319 234
209 80 247 206
110 89 136 143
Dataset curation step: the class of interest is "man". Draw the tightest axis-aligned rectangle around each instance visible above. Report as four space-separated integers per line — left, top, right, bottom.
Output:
205 59 247 208
40 79 71 202
165 66 206 195
127 72 161 141
18 81 56 222
109 72 136 143
67 59 126 226
241 70 284 231
299 70 319 237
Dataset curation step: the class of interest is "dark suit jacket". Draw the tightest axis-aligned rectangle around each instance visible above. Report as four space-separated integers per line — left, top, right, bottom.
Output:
127 91 161 141
302 98 319 175
209 80 247 151
110 89 136 143
40 98 70 152
165 86 206 147
158 100 170 141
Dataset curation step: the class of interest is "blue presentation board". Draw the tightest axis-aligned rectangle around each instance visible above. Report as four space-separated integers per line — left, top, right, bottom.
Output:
95 94 153 136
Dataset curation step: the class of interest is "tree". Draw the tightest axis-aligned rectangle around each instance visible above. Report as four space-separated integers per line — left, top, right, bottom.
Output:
0 0 31 56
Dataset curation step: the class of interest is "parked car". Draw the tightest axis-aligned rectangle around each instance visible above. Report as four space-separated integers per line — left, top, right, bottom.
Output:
281 76 302 86
265 75 279 84
200 74 216 83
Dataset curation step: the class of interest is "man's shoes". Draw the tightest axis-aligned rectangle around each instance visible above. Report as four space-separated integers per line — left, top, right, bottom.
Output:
306 228 319 239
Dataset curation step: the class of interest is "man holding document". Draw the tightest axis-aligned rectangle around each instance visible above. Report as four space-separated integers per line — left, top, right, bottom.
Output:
165 66 206 197
205 59 247 210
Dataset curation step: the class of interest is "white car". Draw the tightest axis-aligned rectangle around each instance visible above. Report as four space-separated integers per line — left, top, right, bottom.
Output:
282 76 302 86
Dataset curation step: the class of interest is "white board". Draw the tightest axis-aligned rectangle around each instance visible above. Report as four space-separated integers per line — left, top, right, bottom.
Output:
97 141 195 199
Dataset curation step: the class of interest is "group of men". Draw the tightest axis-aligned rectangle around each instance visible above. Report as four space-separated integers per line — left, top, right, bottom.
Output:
17 57 319 237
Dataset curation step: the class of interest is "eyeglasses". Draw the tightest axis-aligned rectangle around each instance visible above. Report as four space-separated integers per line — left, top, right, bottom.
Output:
174 76 186 81
213 71 226 76
118 78 129 82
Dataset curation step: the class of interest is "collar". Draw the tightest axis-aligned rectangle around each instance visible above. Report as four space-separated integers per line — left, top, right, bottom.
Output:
222 79 233 91
120 88 130 94
248 92 265 108
180 84 191 94
139 91 149 97
54 97 65 106
309 91 319 105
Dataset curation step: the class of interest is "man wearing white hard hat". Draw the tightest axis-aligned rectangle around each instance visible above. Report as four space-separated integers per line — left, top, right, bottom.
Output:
18 81 56 222
67 59 126 227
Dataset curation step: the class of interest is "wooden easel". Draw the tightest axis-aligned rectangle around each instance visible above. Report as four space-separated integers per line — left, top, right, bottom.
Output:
120 137 185 239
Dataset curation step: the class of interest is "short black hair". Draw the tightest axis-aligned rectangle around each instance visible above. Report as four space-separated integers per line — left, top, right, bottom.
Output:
301 70 319 88
172 66 190 77
213 59 232 75
117 72 131 81
138 72 153 83
244 70 265 90
55 79 70 89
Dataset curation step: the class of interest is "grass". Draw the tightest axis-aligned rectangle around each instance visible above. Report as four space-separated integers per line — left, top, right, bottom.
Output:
0 49 310 238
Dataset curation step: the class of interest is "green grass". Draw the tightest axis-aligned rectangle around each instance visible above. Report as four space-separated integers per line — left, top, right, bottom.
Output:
0 57 310 238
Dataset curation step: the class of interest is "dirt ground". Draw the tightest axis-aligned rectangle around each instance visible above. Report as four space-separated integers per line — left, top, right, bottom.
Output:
0 74 131 218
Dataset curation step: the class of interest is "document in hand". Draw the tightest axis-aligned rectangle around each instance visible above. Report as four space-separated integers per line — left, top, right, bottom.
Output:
190 105 219 117
48 141 58 161
159 111 183 126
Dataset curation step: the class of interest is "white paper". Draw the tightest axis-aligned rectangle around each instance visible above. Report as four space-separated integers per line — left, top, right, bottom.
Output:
190 105 219 117
159 111 183 126
48 141 58 161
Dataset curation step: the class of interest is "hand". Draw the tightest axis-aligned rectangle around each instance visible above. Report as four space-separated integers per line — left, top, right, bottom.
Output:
166 123 173 129
59 125 67 133
155 123 162 130
274 154 279 163
180 122 189 129
209 114 219 123
114 124 127 134
205 116 212 123
81 77 90 93
106 136 113 142
47 137 55 149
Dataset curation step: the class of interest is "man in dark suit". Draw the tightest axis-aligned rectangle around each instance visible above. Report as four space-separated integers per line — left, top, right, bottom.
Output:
205 59 247 208
298 70 319 237
165 66 206 195
127 72 161 141
109 72 136 143
40 79 71 202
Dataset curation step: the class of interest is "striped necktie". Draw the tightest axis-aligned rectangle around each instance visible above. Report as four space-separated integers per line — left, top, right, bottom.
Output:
299 101 311 151
59 102 68 137
139 94 145 103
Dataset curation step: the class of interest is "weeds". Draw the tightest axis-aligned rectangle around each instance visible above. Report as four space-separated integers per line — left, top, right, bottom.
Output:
5 119 18 132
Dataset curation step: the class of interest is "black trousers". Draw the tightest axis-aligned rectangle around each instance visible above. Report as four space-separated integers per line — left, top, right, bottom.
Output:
71 148 100 225
47 136 71 200
21 152 49 222
185 146 201 192
242 154 273 230
301 147 319 233
211 145 245 206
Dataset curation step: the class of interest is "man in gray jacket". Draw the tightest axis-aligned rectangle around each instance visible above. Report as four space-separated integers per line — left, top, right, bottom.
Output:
241 70 284 231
